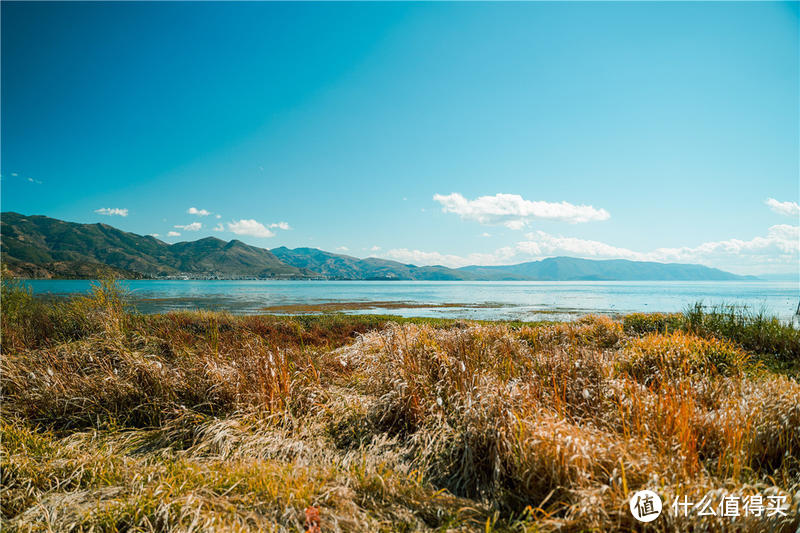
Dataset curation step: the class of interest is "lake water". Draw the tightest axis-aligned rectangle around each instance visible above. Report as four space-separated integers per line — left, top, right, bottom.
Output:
20 279 800 322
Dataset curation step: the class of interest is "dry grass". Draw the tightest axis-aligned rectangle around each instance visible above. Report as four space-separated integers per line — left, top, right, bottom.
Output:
2 281 799 531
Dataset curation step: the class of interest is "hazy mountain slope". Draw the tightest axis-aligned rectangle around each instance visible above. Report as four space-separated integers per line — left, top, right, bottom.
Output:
459 256 754 281
270 247 370 279
270 247 474 280
357 258 474 281
3 256 146 280
171 238 311 277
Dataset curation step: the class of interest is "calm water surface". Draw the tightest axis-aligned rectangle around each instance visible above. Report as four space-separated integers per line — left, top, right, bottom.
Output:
22 280 800 322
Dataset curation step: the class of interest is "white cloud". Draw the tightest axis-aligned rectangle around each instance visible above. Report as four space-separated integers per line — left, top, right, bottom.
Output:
187 207 211 216
213 223 224 232
269 221 291 230
216 214 222 219
517 225 797 262
766 198 800 217
504 220 527 230
149 233 160 237
481 232 492 237
646 225 799 264
336 246 350 252
385 249 461 266
384 247 518 268
95 208 128 217
433 192 610 229
11 172 18 177
370 245 381 251
227 219 275 238
516 226 799 273
383 225 799 274
516 231 643 260
174 222 202 231
167 231 181 237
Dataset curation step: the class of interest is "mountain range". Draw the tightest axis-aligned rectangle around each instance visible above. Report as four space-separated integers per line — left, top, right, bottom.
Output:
0 212 756 281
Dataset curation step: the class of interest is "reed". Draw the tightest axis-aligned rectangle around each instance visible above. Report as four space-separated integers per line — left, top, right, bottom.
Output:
2 280 798 531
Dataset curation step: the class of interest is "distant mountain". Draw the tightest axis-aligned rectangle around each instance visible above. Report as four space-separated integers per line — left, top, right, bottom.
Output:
169 237 311 277
460 256 756 281
1 213 756 281
270 247 469 280
757 273 799 282
0 213 311 279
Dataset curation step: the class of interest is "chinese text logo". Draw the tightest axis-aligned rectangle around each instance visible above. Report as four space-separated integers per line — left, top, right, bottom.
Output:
630 490 663 522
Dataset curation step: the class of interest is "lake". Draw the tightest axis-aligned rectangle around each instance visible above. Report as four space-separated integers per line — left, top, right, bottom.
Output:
20 279 800 322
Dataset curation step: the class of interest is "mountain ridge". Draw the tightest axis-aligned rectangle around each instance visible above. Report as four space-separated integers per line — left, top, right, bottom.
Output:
1 212 757 281
460 256 753 281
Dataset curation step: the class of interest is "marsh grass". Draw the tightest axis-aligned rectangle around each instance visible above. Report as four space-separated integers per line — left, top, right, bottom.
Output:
684 302 800 362
622 304 800 369
622 312 684 336
2 280 799 531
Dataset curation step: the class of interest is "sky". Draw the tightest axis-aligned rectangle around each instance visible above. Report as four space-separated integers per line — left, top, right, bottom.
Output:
1 1 798 275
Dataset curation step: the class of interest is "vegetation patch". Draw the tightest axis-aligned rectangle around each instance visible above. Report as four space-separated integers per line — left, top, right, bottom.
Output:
619 331 756 384
2 280 799 531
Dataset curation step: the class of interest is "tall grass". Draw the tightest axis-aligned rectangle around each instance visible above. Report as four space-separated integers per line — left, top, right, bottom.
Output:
622 303 800 363
684 302 800 361
2 283 799 531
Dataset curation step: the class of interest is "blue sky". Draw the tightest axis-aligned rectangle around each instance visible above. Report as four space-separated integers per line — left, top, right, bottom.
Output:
2 1 798 275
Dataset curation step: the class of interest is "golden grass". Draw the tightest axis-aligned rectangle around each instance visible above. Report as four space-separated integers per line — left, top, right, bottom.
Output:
619 331 757 384
2 284 799 531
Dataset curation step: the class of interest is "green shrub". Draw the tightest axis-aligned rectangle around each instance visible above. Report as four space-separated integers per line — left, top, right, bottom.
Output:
684 303 800 361
622 312 684 336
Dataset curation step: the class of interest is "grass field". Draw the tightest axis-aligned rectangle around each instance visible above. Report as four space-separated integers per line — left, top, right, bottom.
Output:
2 279 799 531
